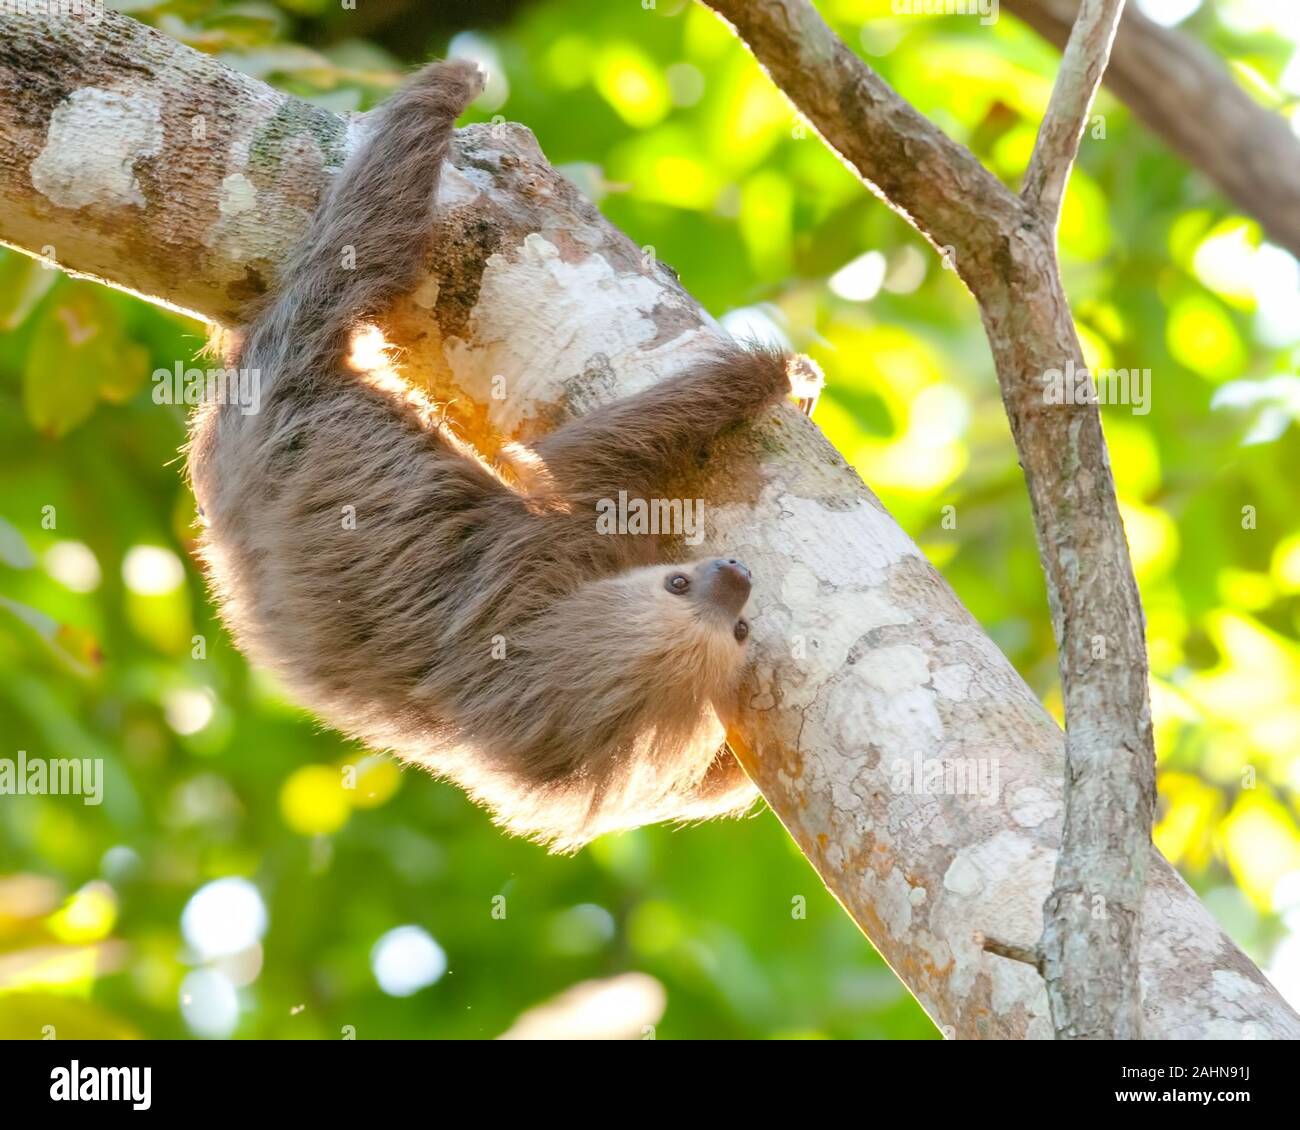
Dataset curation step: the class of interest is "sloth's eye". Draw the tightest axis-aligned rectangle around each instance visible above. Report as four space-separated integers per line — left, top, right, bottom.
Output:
734 619 750 643
665 573 691 595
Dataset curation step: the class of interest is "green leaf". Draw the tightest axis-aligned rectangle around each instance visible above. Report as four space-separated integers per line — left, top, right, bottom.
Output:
22 290 117 438
0 250 58 331
0 517 35 569
198 3 285 50
0 595 103 674
98 342 152 405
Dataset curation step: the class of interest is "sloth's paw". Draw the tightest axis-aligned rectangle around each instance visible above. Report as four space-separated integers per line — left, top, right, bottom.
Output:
787 354 825 417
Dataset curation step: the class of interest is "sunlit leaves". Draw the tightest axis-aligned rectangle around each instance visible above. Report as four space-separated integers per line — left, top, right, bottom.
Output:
0 994 138 1040
811 323 968 496
1059 170 1114 262
48 882 119 945
279 764 350 836
1166 293 1249 381
1119 500 1181 582
610 127 721 210
346 755 402 810
156 3 285 54
738 171 793 277
121 544 193 656
1154 772 1222 871
1188 612 1300 779
21 285 150 438
23 294 105 439
1221 793 1300 911
1101 418 1162 498
593 43 670 129
1210 375 1300 444
713 63 788 168
0 250 57 332
0 517 35 569
1192 219 1262 309
545 35 593 90
1272 534 1300 591
0 596 103 676
279 753 404 835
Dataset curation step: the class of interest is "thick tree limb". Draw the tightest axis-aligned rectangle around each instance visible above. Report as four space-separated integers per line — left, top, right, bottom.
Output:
1005 0 1300 258
1 9 1296 1038
701 0 1155 1038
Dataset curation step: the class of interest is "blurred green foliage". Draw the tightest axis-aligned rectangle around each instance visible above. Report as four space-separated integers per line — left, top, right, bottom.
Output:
1 0 1299 1038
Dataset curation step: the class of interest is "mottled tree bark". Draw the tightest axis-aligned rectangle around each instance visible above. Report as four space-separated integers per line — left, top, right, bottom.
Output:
1005 0 1300 260
1019 0 1148 1043
1 7 1296 1038
702 0 1154 1041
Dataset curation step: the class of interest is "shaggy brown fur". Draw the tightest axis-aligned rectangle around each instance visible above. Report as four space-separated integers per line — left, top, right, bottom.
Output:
188 60 795 851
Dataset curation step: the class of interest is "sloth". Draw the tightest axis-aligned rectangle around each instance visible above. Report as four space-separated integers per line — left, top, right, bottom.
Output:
188 59 802 851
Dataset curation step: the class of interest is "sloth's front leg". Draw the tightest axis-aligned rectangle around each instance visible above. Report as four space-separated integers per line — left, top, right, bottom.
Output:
530 345 796 501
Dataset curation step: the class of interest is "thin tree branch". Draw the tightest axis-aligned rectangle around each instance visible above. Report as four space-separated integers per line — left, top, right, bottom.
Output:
1021 0 1151 1041
0 7 1290 1038
978 933 1045 973
702 0 1154 1039
1005 0 1300 258
1022 0 1126 224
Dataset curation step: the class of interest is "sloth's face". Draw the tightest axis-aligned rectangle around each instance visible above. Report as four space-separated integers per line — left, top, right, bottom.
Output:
514 559 753 722
662 557 753 644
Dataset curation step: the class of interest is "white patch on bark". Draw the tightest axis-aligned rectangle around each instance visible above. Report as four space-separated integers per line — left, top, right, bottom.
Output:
754 494 920 587
855 645 943 745
944 853 985 897
1010 786 1060 827
410 273 441 312
1211 969 1264 1002
218 173 257 217
937 831 1055 1019
752 581 910 696
31 88 163 209
777 561 820 607
343 111 373 160
203 99 331 265
931 663 973 701
447 234 710 430
877 867 914 938
992 957 1044 1017
437 162 488 207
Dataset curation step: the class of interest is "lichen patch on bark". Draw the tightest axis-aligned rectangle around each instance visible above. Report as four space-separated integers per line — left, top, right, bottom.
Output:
31 87 163 208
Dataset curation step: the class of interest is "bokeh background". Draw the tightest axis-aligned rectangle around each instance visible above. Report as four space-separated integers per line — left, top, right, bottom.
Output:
2 0 1299 1039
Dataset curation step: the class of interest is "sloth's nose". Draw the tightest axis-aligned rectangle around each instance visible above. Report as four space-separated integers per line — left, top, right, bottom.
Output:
722 558 751 584
704 557 752 615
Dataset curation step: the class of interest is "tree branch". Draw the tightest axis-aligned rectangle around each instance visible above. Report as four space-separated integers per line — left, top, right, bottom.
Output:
1022 0 1125 224
702 0 1153 1038
978 933 1045 973
1005 0 1300 258
0 7 1294 1038
1021 0 1149 1041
